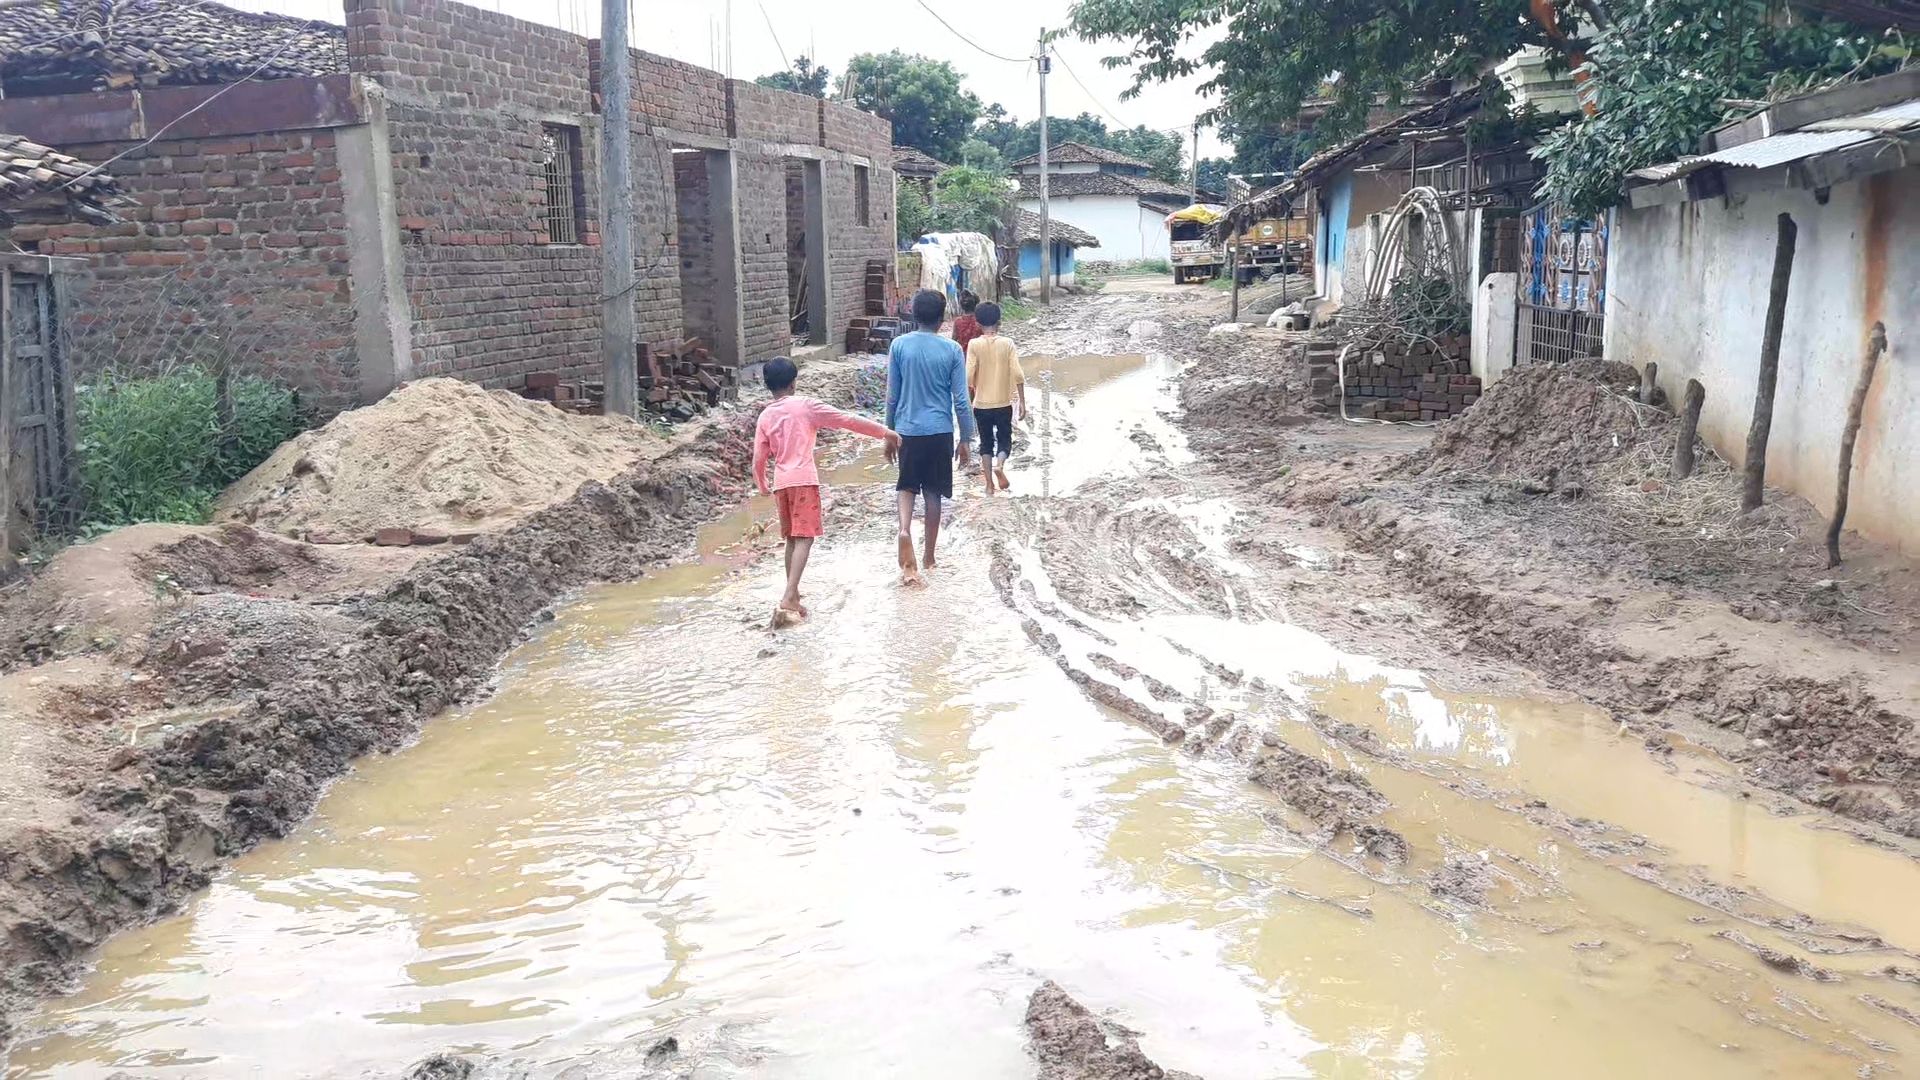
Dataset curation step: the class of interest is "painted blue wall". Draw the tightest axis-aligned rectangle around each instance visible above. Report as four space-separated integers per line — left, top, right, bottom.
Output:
1020 241 1077 278
1318 173 1353 288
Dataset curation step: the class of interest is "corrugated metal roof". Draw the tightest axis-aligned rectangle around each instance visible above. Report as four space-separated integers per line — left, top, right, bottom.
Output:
1804 98 1920 132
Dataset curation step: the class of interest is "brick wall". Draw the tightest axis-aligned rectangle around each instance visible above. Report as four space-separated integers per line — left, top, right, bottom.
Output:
345 0 603 389
673 151 715 347
730 81 820 146
634 135 685 343
737 157 790 362
825 159 895 332
13 131 361 410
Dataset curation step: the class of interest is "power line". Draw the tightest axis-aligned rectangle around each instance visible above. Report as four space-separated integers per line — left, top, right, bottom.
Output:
755 0 789 72
1047 44 1189 139
912 0 1028 64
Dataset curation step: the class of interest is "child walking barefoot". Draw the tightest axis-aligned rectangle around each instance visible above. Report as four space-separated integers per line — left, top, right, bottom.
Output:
752 358 901 623
887 289 976 585
965 301 1026 494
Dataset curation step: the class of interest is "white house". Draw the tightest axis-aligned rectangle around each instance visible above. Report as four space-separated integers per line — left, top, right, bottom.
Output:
1013 142 1191 263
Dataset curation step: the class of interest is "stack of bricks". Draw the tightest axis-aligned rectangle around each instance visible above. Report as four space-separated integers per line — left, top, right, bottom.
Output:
1310 334 1482 421
521 372 597 414
844 316 902 354
863 259 888 316
641 338 740 418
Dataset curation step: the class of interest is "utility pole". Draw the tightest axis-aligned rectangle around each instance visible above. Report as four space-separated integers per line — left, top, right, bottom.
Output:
1189 119 1199 205
600 0 637 418
1036 30 1051 305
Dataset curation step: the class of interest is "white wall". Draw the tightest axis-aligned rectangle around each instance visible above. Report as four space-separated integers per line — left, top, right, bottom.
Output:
1018 195 1170 262
1471 272 1518 384
1607 167 1920 555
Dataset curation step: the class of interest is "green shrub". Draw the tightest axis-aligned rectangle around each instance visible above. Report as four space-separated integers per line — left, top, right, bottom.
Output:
1135 259 1173 275
74 366 302 531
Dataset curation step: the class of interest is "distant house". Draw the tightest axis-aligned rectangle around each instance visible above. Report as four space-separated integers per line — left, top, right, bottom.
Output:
1013 209 1098 292
1013 142 1191 262
892 145 946 195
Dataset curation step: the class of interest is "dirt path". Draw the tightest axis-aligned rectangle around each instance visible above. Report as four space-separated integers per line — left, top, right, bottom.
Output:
12 282 1920 1077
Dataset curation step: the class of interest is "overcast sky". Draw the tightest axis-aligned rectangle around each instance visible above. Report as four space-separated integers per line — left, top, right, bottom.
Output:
228 0 1231 157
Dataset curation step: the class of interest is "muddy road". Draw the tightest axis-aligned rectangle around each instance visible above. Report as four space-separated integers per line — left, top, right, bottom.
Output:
10 281 1920 1078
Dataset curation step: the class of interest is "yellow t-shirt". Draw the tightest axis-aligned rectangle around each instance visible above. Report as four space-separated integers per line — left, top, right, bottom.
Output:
966 335 1025 409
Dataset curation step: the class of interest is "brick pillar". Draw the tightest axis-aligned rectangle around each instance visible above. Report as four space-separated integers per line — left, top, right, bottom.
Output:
336 76 414 402
706 148 747 366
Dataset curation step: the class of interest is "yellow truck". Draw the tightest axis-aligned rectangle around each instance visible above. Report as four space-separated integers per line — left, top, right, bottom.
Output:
1229 215 1314 285
1166 204 1226 284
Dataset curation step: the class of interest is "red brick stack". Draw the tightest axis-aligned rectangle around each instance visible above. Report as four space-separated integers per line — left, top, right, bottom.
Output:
1314 334 1482 422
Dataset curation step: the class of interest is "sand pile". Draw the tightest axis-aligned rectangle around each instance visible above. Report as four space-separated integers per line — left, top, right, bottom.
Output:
217 377 669 540
1421 360 1648 480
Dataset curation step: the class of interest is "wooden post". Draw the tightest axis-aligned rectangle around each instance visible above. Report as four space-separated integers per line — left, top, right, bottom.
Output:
1639 361 1658 405
1741 213 1796 512
1228 245 1241 322
1671 378 1705 480
1826 322 1888 568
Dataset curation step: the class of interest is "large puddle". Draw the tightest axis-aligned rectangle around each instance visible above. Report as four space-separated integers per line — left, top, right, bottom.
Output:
10 347 1920 1078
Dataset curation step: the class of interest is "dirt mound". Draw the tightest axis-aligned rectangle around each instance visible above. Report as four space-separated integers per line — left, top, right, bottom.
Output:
1248 744 1407 863
1421 361 1647 481
1026 981 1203 1080
216 377 671 540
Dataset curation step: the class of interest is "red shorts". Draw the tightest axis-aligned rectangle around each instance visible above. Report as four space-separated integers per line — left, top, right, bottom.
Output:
775 484 823 539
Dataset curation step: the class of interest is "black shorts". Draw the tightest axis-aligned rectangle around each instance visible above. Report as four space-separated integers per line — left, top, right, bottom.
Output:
896 432 954 498
975 406 1013 460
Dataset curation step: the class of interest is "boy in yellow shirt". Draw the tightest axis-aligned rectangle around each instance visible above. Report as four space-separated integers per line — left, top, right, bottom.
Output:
964 302 1027 495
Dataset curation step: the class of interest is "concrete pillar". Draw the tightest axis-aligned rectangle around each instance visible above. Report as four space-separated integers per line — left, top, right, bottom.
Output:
706 148 747 366
1472 271 1518 385
802 158 831 347
337 77 414 403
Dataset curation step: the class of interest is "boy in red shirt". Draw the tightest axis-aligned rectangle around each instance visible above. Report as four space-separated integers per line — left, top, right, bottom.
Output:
752 357 901 623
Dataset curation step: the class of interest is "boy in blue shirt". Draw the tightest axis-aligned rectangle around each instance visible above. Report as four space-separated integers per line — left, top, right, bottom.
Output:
886 288 976 586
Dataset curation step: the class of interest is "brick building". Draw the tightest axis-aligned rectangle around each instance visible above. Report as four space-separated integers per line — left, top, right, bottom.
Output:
0 0 896 414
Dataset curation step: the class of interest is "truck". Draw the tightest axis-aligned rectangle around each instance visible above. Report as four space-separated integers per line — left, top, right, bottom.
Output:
1229 215 1314 285
1165 204 1227 284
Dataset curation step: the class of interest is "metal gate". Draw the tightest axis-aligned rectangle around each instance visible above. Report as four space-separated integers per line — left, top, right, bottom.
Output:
1516 303 1606 366
3 258 78 541
1515 204 1607 365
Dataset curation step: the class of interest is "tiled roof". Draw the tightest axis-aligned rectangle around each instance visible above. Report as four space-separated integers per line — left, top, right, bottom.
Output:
891 145 948 177
1009 141 1152 170
1016 170 1191 208
1014 209 1099 248
0 0 346 95
0 132 123 224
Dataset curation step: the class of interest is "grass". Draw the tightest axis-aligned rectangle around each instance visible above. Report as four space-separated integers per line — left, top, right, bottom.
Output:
999 298 1037 323
74 365 302 533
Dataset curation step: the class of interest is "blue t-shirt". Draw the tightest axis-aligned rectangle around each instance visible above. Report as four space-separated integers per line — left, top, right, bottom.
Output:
886 330 977 441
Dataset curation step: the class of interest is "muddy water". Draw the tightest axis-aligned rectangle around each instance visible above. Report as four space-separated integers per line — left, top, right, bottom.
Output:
11 350 1920 1078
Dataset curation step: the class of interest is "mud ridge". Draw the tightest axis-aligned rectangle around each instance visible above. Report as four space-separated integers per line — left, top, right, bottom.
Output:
0 419 757 1045
1026 980 1203 1080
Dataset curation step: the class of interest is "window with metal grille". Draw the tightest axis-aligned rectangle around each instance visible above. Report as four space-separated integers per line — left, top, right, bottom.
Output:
854 165 870 227
541 124 585 245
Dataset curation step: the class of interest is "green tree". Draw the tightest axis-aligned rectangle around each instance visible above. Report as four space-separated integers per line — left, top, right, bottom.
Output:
969 110 1187 183
1195 157 1232 197
845 51 982 161
929 166 1012 234
897 182 935 245
1068 0 1547 145
955 138 1008 176
754 55 831 98
1535 1 1904 216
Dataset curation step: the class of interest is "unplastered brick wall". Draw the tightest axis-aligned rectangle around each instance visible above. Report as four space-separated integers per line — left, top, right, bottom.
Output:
730 81 820 146
16 131 361 410
345 0 601 388
674 151 716 347
738 156 792 363
633 135 685 343
826 159 895 332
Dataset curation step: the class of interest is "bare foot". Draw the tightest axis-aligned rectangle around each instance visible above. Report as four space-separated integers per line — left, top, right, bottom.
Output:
921 553 937 571
770 605 806 629
995 466 1010 490
901 567 927 588
896 534 915 571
